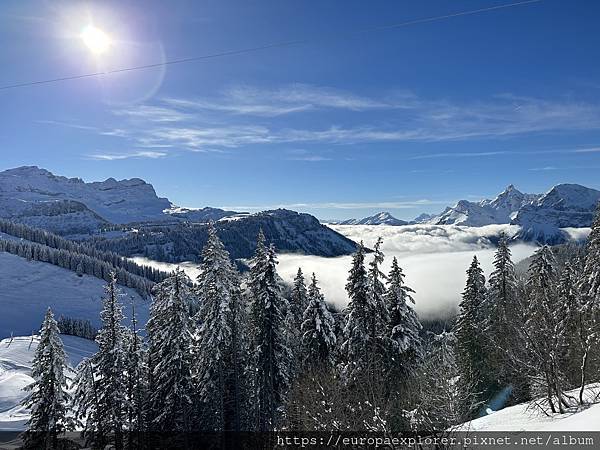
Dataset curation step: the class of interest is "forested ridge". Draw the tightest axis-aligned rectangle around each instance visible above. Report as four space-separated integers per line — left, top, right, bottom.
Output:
0 219 171 296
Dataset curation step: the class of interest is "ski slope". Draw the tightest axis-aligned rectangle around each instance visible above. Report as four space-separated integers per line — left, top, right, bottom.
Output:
0 251 148 339
0 334 97 431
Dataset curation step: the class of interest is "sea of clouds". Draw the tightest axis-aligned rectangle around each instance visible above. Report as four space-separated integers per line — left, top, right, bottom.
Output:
132 224 538 321
277 224 537 320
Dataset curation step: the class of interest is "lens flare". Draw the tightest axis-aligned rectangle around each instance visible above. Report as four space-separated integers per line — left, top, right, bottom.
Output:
81 25 111 55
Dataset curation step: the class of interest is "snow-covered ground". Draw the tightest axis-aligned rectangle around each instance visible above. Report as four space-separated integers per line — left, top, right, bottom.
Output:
0 252 148 339
0 334 97 431
460 384 600 431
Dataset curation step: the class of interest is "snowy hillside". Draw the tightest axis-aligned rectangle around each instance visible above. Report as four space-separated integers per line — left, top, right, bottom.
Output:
460 384 600 432
0 166 172 229
0 252 147 339
0 335 97 431
336 212 408 226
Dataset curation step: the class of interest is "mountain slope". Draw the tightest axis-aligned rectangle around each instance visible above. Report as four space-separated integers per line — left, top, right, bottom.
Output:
435 185 541 226
0 166 172 228
0 251 147 338
429 183 599 243
338 212 408 226
460 383 600 432
89 209 359 262
0 167 357 257
513 184 600 242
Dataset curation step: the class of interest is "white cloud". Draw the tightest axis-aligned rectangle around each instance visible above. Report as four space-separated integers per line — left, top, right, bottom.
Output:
77 84 600 154
277 224 537 320
288 155 332 162
87 150 167 160
573 147 600 153
163 84 391 117
217 199 447 211
113 106 191 123
137 126 274 150
409 151 509 160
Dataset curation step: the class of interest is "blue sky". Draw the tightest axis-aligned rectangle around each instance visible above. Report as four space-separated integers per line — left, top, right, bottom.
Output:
1 0 600 220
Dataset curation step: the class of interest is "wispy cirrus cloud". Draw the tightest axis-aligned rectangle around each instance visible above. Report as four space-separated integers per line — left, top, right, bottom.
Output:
409 151 509 160
217 199 447 211
163 83 393 117
49 83 600 157
87 150 168 161
136 125 274 150
288 155 332 162
528 165 600 171
572 147 600 153
112 105 191 123
285 149 332 162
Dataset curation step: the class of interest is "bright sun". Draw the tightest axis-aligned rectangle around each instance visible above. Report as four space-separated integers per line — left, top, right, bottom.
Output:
80 25 111 55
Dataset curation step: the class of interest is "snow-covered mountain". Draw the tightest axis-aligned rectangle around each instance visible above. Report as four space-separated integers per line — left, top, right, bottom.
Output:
411 212 437 224
513 184 600 242
93 208 359 261
337 211 408 226
434 184 541 226
0 166 172 231
165 206 239 222
428 183 600 242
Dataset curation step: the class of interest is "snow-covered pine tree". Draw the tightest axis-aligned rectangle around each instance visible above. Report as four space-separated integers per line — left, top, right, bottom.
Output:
72 358 101 441
22 308 71 449
576 203 600 403
286 268 309 369
384 256 422 377
341 241 371 379
300 273 337 371
125 304 147 434
247 230 292 431
484 233 523 399
412 332 476 432
94 271 128 448
525 245 569 413
367 237 389 350
290 268 309 327
146 268 195 431
557 261 583 387
194 223 246 431
455 255 488 410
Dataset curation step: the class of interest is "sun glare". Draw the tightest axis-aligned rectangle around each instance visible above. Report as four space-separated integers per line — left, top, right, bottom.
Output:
81 25 111 55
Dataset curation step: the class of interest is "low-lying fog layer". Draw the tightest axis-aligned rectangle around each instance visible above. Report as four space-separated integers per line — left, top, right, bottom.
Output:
132 224 538 321
277 224 536 320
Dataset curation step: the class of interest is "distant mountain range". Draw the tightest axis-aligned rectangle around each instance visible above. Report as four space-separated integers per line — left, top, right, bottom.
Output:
332 183 600 243
336 212 409 226
0 166 357 258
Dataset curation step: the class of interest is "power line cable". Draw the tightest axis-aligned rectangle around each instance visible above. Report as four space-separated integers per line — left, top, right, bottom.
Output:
0 0 543 91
